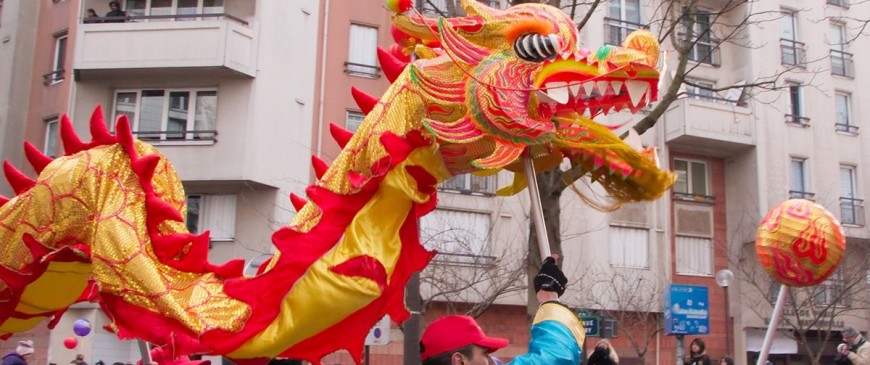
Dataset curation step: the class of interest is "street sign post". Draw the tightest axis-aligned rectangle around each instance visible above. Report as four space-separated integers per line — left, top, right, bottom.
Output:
365 315 392 346
664 284 710 335
576 310 601 337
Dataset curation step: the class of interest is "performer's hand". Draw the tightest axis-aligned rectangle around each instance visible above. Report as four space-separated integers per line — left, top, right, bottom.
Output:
534 255 567 297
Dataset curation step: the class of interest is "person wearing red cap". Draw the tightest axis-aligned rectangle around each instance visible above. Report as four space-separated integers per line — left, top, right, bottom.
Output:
420 256 584 365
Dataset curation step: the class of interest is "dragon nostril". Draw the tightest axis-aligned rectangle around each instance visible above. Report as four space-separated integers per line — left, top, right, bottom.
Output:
513 33 559 62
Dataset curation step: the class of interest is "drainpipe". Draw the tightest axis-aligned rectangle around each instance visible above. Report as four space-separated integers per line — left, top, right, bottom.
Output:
314 0 330 159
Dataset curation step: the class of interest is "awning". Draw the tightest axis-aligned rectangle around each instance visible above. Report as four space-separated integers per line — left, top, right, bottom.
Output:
746 328 799 354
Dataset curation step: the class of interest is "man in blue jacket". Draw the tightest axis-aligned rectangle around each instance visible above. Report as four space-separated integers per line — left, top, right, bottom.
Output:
420 256 584 365
2 340 34 365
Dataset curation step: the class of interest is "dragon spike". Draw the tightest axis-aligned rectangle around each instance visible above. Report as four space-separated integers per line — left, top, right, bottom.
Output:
131 154 161 184
0 195 9 207
289 193 307 212
23 142 52 174
311 155 329 180
350 87 378 115
114 115 138 158
59 115 86 155
3 161 36 195
377 47 408 83
328 123 353 149
89 105 115 145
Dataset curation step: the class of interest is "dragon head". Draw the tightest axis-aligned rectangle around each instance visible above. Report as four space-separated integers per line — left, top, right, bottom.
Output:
388 0 671 201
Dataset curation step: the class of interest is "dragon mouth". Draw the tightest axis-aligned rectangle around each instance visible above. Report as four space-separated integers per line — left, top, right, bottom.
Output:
532 53 659 118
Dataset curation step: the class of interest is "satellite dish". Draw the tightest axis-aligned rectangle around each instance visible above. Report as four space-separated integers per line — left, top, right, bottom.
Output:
716 269 734 287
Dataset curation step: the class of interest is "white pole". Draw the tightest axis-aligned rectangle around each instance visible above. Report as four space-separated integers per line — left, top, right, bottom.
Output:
137 340 152 365
756 285 790 365
522 154 551 260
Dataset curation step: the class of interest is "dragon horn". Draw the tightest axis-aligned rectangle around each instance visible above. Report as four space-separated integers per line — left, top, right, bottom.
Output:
89 105 115 145
351 87 378 115
3 161 36 195
377 47 407 83
289 193 307 212
60 115 86 155
329 123 353 149
23 142 52 174
311 155 329 180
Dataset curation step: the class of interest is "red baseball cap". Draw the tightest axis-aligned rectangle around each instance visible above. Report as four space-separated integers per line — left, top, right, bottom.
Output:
420 315 509 360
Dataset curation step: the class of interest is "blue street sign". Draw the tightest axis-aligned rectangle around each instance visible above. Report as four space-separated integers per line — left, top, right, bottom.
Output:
581 315 600 337
664 284 709 335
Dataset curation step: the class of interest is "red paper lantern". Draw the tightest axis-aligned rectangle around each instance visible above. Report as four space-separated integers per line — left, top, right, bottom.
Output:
756 199 845 287
63 336 77 349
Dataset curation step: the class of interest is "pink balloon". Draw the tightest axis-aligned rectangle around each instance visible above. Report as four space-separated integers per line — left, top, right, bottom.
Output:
63 336 77 349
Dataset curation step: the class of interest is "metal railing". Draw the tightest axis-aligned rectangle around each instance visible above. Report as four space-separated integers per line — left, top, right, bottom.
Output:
344 62 380 78
831 50 855 78
603 18 646 46
673 192 715 204
431 252 497 268
781 39 807 67
439 175 495 196
83 13 248 26
785 114 810 126
788 190 815 200
827 0 849 8
840 197 864 225
835 123 859 134
42 69 64 85
132 129 217 141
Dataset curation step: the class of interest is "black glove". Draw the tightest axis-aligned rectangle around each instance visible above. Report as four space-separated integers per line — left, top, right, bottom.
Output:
533 256 567 296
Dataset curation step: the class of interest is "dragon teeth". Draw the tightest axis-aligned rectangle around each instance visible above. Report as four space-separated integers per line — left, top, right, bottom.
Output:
595 81 610 95
582 81 595 97
625 80 650 107
611 80 624 95
568 83 581 98
545 82 570 104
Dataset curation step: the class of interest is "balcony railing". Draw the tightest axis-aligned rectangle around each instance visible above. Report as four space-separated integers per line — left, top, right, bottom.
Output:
827 0 849 8
835 123 859 134
840 197 864 226
785 114 810 126
831 50 855 78
431 252 497 268
604 18 646 46
781 39 807 67
344 62 381 78
789 190 815 200
132 130 217 142
42 69 64 85
82 13 248 26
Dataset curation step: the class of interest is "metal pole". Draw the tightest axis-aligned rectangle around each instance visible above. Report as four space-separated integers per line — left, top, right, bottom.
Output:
137 340 152 365
675 334 685 365
364 345 370 365
756 285 790 365
725 286 732 356
522 154 551 260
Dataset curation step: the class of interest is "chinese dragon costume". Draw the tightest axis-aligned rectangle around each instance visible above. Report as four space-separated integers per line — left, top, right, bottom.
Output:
0 0 672 364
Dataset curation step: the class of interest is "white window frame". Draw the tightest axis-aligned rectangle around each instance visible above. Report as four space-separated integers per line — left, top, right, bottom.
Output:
346 23 380 78
840 165 862 226
420 209 492 266
685 79 717 101
683 9 718 65
44 117 59 158
50 33 67 84
609 225 649 269
604 0 642 45
186 194 236 242
786 83 807 125
123 0 224 19
112 88 218 145
439 174 496 196
789 157 812 199
814 268 850 307
345 110 365 132
675 235 712 276
835 92 856 133
673 159 709 196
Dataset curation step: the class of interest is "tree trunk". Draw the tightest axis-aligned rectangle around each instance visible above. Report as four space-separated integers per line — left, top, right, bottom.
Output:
526 168 564 319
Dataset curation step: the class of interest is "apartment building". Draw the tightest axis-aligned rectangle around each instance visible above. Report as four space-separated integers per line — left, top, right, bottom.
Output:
0 0 319 364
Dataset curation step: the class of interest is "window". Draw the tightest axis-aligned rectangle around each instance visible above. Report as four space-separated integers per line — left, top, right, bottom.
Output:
345 110 365 132
682 9 719 65
781 11 806 67
673 159 708 196
605 0 642 46
346 24 379 78
422 0 447 16
785 84 808 125
685 80 717 101
186 194 236 241
840 166 863 225
112 89 218 142
835 93 857 133
829 24 854 77
676 236 712 276
123 0 224 19
44 117 59 158
609 226 649 269
46 33 67 85
827 0 849 8
789 157 813 199
439 174 495 195
420 209 492 266
814 268 850 307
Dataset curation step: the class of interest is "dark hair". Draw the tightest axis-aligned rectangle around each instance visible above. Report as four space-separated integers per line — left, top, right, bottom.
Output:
690 338 706 356
421 344 475 365
720 357 734 365
109 1 120 6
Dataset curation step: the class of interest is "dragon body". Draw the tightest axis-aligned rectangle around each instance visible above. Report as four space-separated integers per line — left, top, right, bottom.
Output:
0 1 673 364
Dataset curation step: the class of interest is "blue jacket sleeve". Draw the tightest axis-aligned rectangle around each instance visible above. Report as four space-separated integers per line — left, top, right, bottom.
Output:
507 301 586 365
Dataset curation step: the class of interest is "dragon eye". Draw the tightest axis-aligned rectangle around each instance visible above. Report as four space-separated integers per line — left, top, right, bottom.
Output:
513 33 560 62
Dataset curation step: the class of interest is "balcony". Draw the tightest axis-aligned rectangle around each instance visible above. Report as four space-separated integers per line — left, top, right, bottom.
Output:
664 97 754 157
789 190 815 200
831 50 855 78
781 39 807 67
840 197 864 226
74 14 257 80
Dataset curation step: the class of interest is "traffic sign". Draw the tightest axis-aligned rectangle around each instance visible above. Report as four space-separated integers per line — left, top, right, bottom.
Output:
364 315 392 345
576 310 601 337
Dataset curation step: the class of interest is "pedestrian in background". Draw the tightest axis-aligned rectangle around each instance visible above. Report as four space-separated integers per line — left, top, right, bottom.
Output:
2 340 34 365
587 339 619 365
683 338 711 365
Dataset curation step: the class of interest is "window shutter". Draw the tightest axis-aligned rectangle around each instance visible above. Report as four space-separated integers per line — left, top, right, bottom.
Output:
203 194 236 241
609 226 649 269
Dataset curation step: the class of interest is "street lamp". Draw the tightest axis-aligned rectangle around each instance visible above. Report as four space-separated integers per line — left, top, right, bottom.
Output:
716 269 735 356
